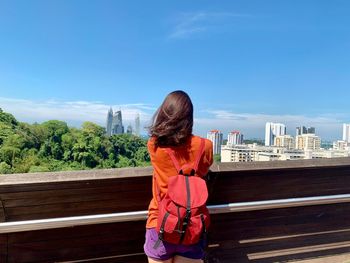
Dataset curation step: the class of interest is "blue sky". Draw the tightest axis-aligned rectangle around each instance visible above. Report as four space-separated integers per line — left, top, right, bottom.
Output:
0 0 349 140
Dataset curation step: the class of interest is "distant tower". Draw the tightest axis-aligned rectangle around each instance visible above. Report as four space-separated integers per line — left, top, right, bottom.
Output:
265 122 286 146
343 123 350 143
126 124 133 134
135 113 140 137
296 126 315 136
307 127 315 134
112 110 124 135
106 107 113 137
296 126 306 136
227 131 243 145
207 130 223 155
296 134 321 150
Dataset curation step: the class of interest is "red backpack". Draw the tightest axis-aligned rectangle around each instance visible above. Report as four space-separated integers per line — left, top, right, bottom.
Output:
154 138 210 248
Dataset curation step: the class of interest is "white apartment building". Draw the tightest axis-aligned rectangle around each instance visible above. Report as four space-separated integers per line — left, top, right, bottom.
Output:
333 140 350 151
221 143 349 163
307 149 350 159
275 135 295 150
221 144 304 162
227 131 244 145
296 134 321 151
257 148 305 161
207 130 223 155
221 145 255 162
221 144 267 162
265 122 286 146
343 123 350 143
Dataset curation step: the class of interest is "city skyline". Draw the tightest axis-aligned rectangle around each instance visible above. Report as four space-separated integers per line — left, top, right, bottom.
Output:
106 108 141 137
1 1 350 140
0 102 349 141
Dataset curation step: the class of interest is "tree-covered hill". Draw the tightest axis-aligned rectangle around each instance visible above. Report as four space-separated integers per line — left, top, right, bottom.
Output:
0 108 150 174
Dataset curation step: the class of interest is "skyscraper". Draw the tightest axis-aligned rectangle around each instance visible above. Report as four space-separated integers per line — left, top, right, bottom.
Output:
265 122 286 146
112 110 124 135
106 108 124 136
275 135 295 149
227 131 243 145
135 113 140 137
296 126 315 136
343 123 350 143
296 134 321 151
106 107 113 137
126 124 133 134
296 126 307 136
307 127 315 134
207 130 223 155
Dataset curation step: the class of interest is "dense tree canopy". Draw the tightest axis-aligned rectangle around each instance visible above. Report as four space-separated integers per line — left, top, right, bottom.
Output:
0 108 150 174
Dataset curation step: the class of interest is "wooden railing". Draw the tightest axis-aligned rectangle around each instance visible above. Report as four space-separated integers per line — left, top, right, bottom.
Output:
1 157 350 262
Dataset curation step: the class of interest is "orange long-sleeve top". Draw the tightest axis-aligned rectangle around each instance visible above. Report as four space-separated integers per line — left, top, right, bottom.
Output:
146 135 213 229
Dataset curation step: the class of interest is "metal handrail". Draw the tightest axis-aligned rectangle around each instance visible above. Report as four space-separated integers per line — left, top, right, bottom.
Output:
1 193 350 234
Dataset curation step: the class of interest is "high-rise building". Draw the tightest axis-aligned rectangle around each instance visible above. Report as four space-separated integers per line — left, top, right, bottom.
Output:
135 113 140 137
296 134 321 151
126 124 133 134
112 110 124 135
227 131 243 145
296 126 315 136
275 135 295 150
343 123 350 143
106 107 113 137
207 130 223 155
265 122 286 146
106 108 124 136
307 127 315 134
296 126 307 136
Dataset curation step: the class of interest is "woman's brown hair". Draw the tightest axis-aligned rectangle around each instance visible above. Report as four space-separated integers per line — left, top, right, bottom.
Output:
149 90 193 147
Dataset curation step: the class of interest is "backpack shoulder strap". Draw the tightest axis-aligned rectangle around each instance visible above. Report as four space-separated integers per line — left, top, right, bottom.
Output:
165 138 206 174
193 138 205 172
164 148 181 173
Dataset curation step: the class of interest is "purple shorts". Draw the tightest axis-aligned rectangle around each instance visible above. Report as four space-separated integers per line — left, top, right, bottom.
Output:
144 228 206 260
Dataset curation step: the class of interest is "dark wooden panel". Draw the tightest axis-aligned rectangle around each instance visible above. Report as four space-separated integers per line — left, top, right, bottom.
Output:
8 221 146 263
0 180 150 203
1 176 152 221
210 203 350 240
0 175 152 194
207 166 350 204
5 196 150 221
0 234 7 263
7 203 350 263
1 161 350 262
206 203 350 262
0 198 5 222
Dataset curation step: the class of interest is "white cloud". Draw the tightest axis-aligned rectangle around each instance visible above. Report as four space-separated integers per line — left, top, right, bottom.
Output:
168 11 251 39
0 97 154 132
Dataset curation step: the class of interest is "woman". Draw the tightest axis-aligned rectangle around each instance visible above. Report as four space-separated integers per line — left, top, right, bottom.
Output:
144 90 213 263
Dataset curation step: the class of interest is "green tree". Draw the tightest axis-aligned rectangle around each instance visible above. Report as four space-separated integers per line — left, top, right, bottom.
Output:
38 120 69 159
0 162 12 174
0 108 150 173
0 108 18 145
0 146 21 167
214 154 221 163
41 120 69 142
81 122 105 137
134 147 150 165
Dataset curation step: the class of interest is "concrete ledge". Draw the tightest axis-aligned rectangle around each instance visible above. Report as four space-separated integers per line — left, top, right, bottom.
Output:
1 157 350 185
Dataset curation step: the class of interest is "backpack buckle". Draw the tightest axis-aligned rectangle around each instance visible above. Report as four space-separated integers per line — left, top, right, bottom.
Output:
184 209 191 221
159 229 164 240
